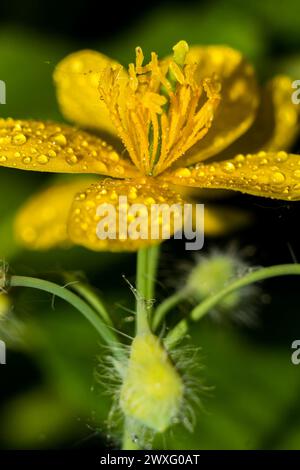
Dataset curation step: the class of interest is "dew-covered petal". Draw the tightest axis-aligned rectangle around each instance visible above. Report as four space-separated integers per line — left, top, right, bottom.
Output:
161 152 300 201
216 75 300 159
0 119 138 178
68 178 185 252
177 46 259 166
15 178 98 250
54 49 124 134
202 204 252 236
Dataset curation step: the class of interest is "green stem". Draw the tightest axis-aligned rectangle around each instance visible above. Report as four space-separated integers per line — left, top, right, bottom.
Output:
122 421 140 450
165 264 300 349
136 247 160 335
63 273 112 326
191 264 300 321
164 318 189 350
136 249 151 335
2 275 120 351
152 289 188 331
146 244 160 302
121 247 161 450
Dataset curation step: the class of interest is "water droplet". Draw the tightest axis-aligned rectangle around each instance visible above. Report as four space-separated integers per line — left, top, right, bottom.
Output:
128 188 138 200
22 156 32 164
145 197 156 205
109 152 119 163
76 192 86 201
271 171 285 184
234 154 245 163
66 155 79 165
115 165 125 175
48 150 56 158
222 162 235 173
53 133 67 146
275 151 288 162
110 190 118 201
175 168 191 177
13 133 27 145
0 155 7 162
37 154 49 165
97 162 108 173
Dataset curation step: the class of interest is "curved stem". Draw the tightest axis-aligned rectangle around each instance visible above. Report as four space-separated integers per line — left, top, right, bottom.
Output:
152 289 188 331
191 264 300 321
165 264 300 349
63 273 113 326
3 275 120 351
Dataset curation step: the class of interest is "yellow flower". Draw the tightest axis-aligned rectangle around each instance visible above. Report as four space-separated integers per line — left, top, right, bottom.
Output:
0 41 299 251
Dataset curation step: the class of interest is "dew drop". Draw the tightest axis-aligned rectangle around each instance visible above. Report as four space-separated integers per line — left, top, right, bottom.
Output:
110 190 118 201
271 171 285 184
175 168 191 177
275 151 288 163
0 155 7 162
76 192 86 201
234 154 245 163
22 156 32 164
13 133 27 145
37 154 49 165
115 165 125 175
66 155 79 165
222 161 235 173
109 152 120 163
53 133 67 146
97 162 108 173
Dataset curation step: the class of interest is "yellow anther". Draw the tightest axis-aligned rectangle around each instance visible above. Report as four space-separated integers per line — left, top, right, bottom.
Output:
172 40 189 67
99 43 220 176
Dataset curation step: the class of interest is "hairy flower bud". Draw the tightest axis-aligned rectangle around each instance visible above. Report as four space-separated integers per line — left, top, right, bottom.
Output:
186 253 247 310
120 333 183 433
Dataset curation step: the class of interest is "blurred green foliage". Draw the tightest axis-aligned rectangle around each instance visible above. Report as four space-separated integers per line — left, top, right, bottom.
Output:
1 0 300 450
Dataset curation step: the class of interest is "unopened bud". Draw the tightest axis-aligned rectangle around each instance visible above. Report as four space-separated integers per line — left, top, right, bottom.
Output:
120 333 183 433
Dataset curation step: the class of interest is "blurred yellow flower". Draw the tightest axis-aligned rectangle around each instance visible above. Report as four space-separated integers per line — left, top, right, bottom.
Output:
0 41 299 251
0 294 10 318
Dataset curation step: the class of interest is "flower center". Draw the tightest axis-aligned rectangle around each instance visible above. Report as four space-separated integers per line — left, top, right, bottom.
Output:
99 41 221 176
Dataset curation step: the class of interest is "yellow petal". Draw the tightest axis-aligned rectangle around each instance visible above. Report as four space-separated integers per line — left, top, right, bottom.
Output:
68 178 185 252
178 46 259 166
216 75 300 159
201 204 252 236
0 118 138 178
54 49 124 134
162 152 300 201
15 178 97 250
